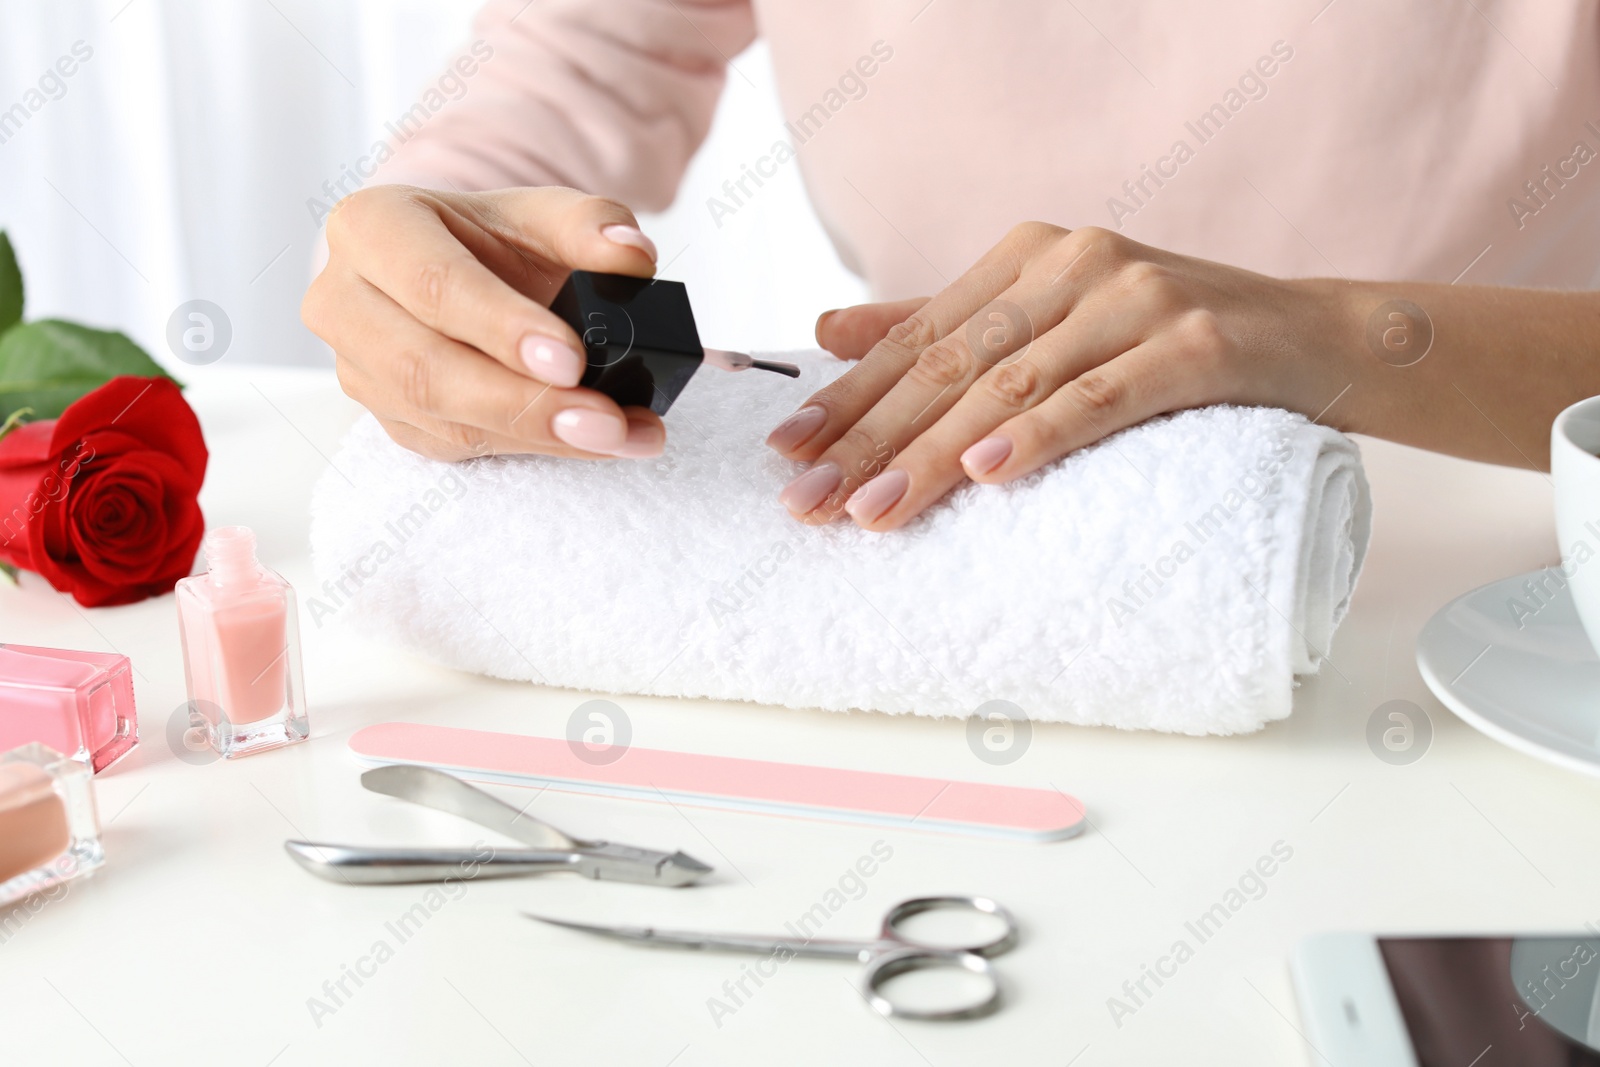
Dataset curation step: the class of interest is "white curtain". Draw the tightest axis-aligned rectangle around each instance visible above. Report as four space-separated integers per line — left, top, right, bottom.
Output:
0 0 865 372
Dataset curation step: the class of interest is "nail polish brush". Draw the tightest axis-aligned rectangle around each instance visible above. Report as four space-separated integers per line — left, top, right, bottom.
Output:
700 348 802 378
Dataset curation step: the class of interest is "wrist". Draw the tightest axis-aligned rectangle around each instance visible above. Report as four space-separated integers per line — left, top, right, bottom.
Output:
1281 277 1389 434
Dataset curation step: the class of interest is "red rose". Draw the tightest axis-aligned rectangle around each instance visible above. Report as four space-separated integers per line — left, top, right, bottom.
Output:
0 376 208 606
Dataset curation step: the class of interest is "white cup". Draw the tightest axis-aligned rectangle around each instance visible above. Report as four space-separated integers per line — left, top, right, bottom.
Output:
1551 396 1600 647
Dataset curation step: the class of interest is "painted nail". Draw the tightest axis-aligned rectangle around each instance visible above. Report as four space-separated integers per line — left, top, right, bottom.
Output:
552 408 627 453
778 462 842 514
521 335 584 387
600 224 658 262
607 419 665 459
845 469 910 525
766 405 828 452
961 435 1013 476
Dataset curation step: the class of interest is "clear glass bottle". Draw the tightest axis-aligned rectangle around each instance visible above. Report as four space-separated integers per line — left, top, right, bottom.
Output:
0 645 138 772
175 526 309 758
0 743 104 907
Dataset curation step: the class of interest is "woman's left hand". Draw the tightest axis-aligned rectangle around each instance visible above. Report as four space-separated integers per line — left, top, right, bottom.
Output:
766 223 1354 530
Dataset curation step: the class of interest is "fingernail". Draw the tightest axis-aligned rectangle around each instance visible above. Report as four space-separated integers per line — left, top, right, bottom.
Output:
601 224 658 262
521 335 584 387
553 408 627 452
815 309 839 335
766 405 827 452
778 462 842 514
845 469 910 525
607 420 665 459
961 435 1013 476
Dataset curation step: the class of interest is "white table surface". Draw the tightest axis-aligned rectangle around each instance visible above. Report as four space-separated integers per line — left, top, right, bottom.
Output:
2 364 1593 1067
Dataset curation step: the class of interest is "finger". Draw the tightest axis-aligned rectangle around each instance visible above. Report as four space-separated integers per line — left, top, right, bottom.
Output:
836 354 1161 533
835 301 1144 530
966 335 1213 488
326 274 662 458
373 414 553 462
772 224 1101 466
814 298 930 360
613 407 668 459
780 228 1177 521
343 331 657 457
473 185 658 282
331 187 652 389
769 248 1027 464
779 273 1100 524
373 403 666 463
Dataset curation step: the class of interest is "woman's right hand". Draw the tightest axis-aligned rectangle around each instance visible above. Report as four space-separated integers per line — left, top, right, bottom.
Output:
302 184 665 461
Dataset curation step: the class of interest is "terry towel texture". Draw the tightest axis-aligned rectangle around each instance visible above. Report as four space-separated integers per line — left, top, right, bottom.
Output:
309 352 1371 735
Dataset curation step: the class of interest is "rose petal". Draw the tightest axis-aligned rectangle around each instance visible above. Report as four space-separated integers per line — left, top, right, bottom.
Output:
5 377 208 606
64 466 172 585
50 379 206 478
0 420 57 467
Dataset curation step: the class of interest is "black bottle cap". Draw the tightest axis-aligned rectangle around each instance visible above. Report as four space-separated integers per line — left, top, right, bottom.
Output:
550 271 704 416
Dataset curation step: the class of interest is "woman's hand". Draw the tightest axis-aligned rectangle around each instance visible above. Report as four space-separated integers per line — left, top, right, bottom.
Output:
766 224 1355 530
303 184 665 461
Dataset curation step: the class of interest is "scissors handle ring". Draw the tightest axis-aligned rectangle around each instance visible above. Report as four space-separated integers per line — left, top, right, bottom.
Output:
880 895 1020 958
861 947 1002 1022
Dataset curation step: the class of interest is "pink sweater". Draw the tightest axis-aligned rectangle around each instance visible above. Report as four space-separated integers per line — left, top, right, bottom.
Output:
379 0 1600 296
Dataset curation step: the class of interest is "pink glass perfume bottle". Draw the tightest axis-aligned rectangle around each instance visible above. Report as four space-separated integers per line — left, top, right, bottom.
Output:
175 526 309 758
0 743 104 907
0 645 138 772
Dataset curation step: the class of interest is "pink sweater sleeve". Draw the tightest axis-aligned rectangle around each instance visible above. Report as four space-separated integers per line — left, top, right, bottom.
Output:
377 0 756 210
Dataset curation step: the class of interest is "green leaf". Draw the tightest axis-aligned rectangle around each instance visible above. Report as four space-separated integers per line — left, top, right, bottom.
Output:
0 320 179 424
0 406 30 440
0 232 21 335
0 562 16 585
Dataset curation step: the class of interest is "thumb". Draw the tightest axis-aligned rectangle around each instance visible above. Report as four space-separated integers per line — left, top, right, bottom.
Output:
814 297 931 360
484 186 659 281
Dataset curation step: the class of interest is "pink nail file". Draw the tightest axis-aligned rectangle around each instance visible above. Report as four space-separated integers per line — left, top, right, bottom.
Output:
348 723 1086 844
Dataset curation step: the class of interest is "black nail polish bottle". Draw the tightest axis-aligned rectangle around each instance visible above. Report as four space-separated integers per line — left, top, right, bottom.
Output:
550 271 798 415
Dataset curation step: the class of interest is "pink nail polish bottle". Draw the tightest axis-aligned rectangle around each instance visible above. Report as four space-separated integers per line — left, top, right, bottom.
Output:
175 526 309 758
0 742 105 907
0 645 138 772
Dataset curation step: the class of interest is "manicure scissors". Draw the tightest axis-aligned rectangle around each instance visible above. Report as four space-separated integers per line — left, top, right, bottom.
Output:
285 765 712 887
526 895 1019 1021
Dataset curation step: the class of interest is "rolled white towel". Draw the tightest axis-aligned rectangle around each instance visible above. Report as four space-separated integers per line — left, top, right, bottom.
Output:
308 352 1370 735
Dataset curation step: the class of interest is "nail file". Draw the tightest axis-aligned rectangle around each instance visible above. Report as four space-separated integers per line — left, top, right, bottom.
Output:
347 723 1086 844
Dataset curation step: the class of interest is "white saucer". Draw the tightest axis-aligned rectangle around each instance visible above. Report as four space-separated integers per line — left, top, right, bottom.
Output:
1417 569 1600 777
